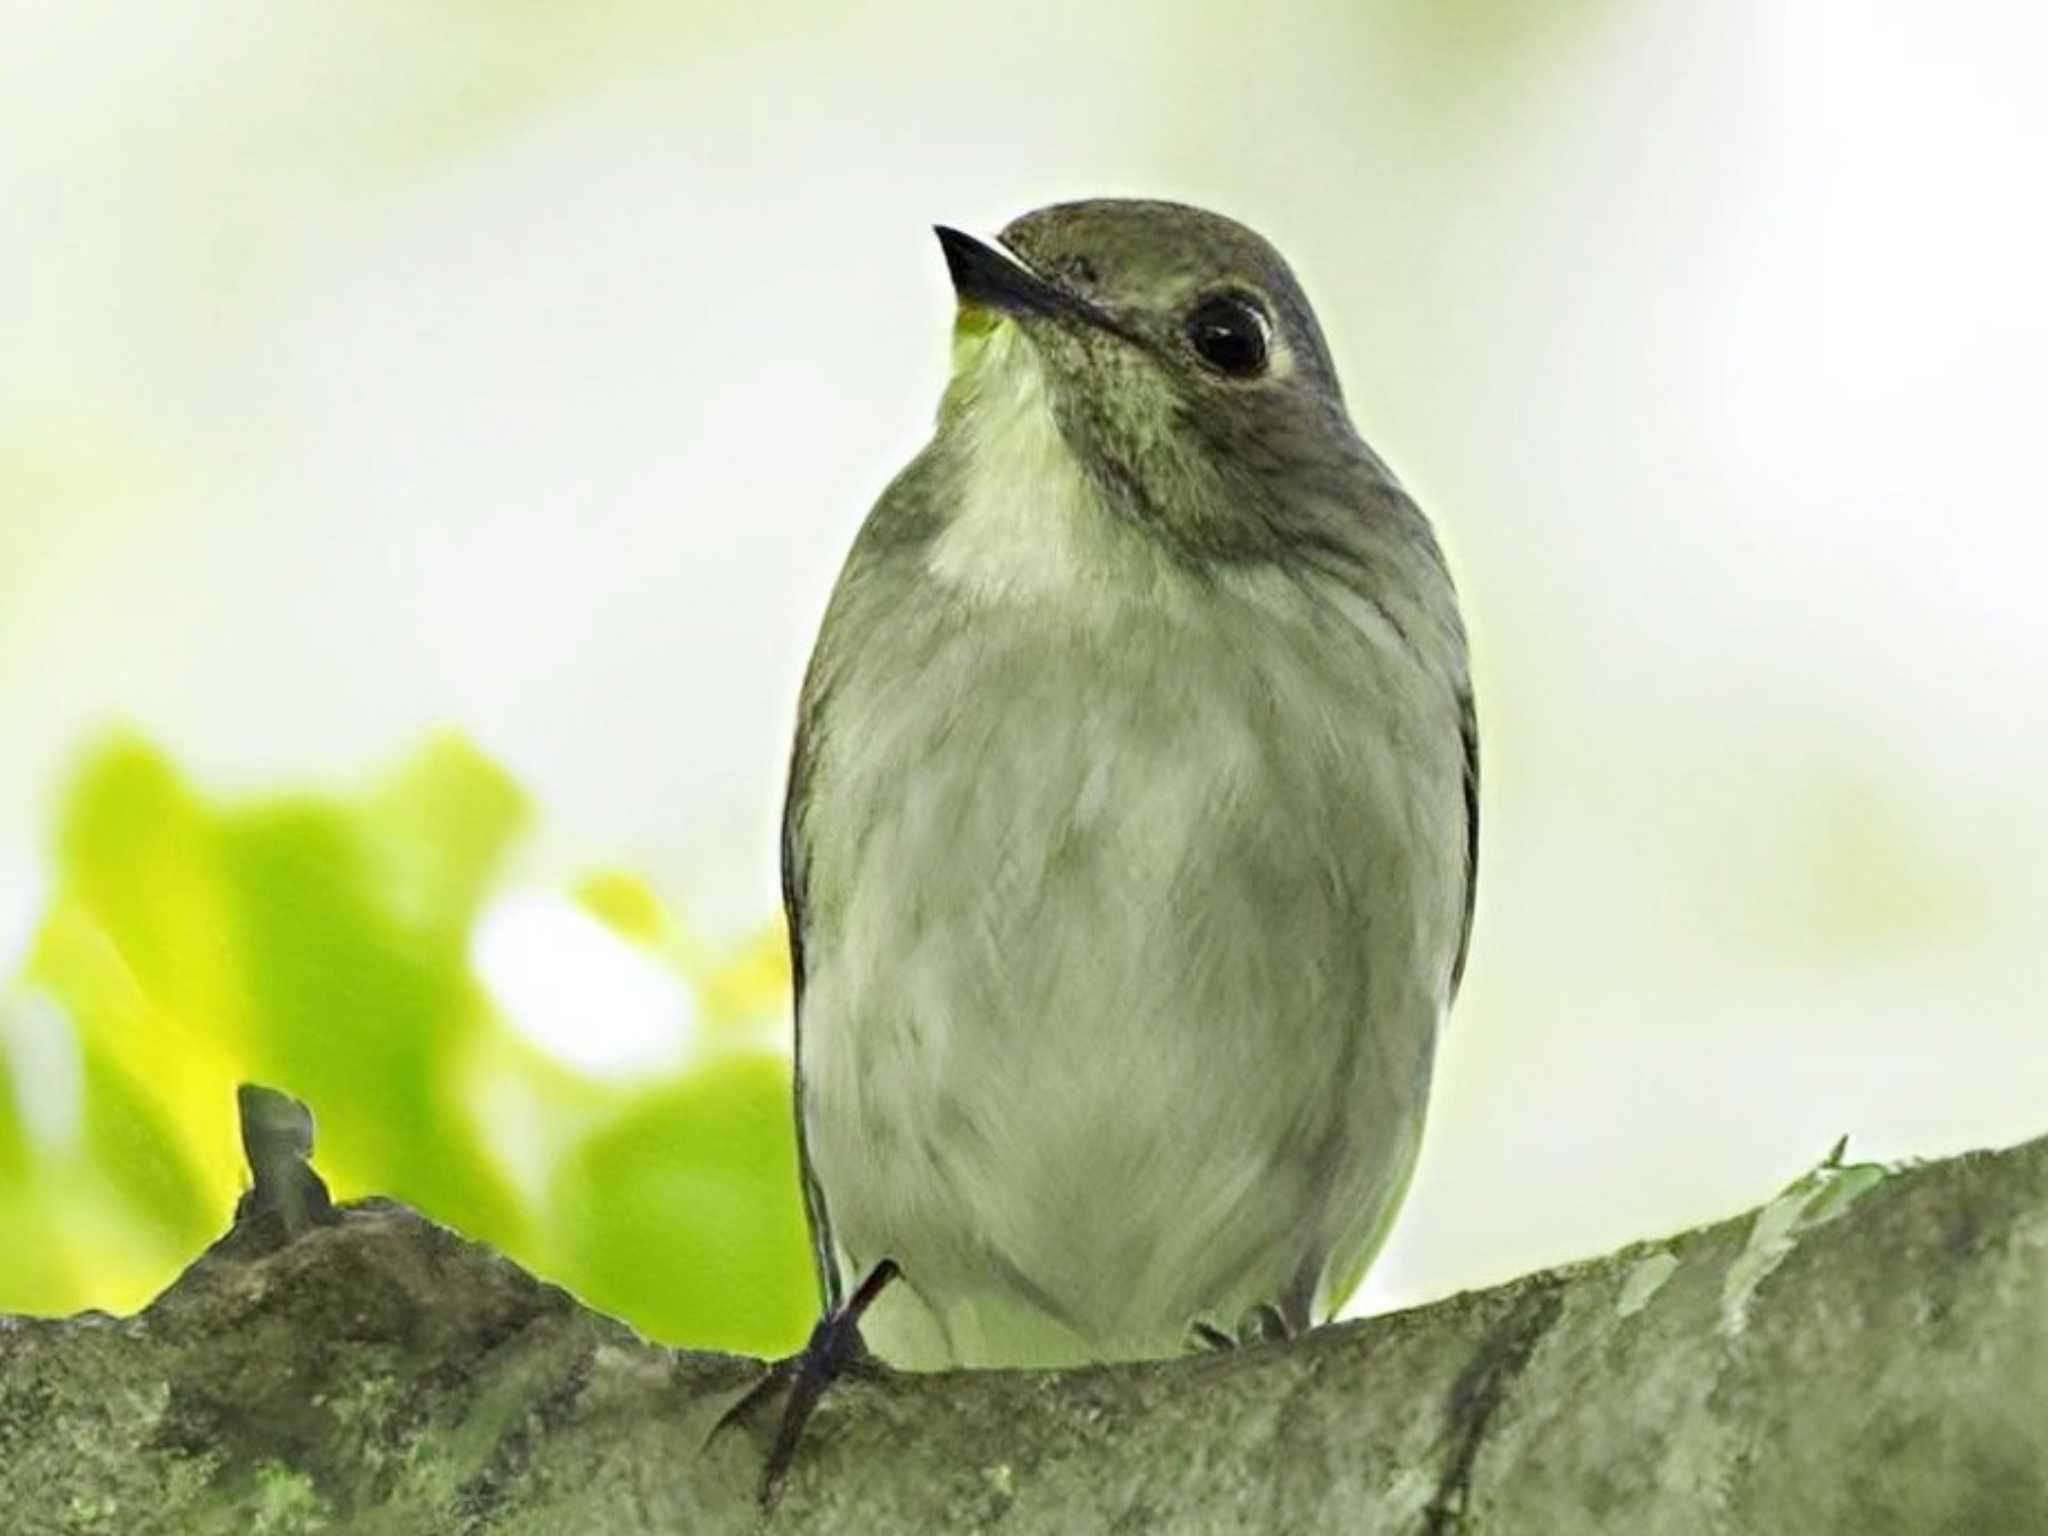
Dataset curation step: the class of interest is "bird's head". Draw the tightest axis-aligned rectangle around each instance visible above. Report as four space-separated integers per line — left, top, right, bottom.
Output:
933 199 1366 562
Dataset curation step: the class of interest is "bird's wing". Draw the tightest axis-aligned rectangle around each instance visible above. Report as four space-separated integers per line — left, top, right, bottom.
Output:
780 704 844 1313
1450 681 1479 999
1291 483 1479 1006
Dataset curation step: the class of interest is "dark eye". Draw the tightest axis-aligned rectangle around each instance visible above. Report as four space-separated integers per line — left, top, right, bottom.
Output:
1184 292 1272 378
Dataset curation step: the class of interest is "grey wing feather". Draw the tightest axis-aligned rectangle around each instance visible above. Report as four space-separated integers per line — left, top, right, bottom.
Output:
781 705 844 1313
1449 682 1479 998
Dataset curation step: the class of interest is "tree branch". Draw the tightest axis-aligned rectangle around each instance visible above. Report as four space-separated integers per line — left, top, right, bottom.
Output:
2 1089 2042 1532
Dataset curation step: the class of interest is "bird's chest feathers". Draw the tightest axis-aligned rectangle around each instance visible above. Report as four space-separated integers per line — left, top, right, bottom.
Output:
812 318 1453 984
824 546 1426 936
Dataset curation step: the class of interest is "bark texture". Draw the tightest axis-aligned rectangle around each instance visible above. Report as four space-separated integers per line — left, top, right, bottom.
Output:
1 1091 2042 1534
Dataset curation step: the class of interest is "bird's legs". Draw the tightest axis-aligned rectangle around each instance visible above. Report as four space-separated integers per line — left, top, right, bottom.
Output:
710 1258 901 1509
1190 1300 1297 1353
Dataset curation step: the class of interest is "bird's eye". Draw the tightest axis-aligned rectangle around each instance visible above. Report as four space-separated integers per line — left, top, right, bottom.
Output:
1184 292 1272 378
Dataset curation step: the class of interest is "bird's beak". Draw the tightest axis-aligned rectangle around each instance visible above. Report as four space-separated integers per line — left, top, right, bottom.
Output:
934 226 1098 328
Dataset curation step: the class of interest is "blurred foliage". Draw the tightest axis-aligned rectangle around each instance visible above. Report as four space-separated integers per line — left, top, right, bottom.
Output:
0 733 812 1357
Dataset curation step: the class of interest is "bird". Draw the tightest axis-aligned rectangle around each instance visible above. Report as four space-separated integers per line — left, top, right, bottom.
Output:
735 197 1475 1496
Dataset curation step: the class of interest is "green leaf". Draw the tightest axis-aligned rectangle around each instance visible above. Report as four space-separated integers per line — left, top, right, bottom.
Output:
78 1033 217 1255
0 1014 29 1183
546 1053 813 1357
218 794 524 1250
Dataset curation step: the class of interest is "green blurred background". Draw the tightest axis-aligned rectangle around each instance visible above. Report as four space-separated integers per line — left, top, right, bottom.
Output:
3 731 811 1352
2 2 2044 1357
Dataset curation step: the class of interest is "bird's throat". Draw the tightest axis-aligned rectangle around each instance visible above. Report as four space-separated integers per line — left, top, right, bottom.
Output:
927 320 1112 604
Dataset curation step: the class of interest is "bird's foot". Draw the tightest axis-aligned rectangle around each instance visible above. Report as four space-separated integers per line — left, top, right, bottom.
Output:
709 1258 901 1510
1190 1301 1295 1354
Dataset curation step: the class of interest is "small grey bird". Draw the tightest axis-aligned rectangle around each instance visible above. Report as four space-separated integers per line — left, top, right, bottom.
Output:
781 199 1476 1379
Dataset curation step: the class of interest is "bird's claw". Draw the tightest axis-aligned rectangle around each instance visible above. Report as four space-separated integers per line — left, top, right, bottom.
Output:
708 1258 901 1510
1189 1301 1296 1355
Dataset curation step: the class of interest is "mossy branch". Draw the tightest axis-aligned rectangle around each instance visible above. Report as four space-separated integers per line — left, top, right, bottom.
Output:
2 1088 2042 1533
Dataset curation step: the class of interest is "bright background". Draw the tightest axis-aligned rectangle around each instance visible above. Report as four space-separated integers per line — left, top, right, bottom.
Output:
2 2 2043 1356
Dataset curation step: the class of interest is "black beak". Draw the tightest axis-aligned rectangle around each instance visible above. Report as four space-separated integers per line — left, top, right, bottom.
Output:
934 225 1094 326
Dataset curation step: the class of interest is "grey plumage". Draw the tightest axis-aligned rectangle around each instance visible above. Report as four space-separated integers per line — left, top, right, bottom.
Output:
783 199 1475 1369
